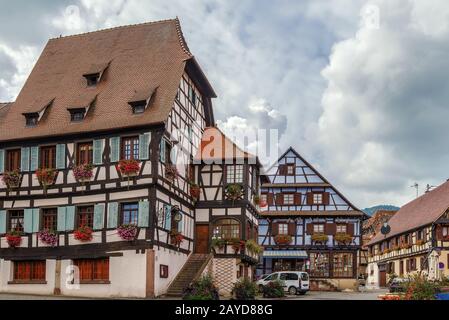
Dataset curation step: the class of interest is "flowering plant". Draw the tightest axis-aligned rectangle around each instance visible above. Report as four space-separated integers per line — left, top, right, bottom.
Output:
311 233 329 243
117 224 138 241
335 233 353 245
245 239 264 255
118 159 141 176
225 184 243 203
165 164 179 182
400 243 412 250
38 229 58 247
189 183 201 201
6 230 22 248
416 239 425 246
230 238 246 254
274 234 293 245
170 230 184 246
1 170 21 190
74 225 93 242
36 168 57 192
73 164 94 184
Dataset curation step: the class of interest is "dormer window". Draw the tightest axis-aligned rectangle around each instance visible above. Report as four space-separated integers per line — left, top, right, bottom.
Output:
69 109 86 122
25 114 39 127
67 94 97 122
85 74 100 87
128 87 157 114
132 103 146 114
22 98 54 127
82 61 110 87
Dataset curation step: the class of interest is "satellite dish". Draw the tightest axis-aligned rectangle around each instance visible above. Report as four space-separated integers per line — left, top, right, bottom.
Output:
381 223 391 235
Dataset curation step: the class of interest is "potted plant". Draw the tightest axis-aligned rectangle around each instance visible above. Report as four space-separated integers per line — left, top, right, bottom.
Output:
190 182 201 201
245 239 264 256
118 159 140 189
225 184 243 203
231 277 258 300
274 234 293 245
73 164 94 185
311 233 329 244
182 275 220 300
211 238 226 252
36 168 57 193
1 170 21 190
74 225 93 242
117 224 138 241
38 229 58 247
165 164 179 183
170 230 184 246
6 230 22 248
230 238 245 254
334 233 353 245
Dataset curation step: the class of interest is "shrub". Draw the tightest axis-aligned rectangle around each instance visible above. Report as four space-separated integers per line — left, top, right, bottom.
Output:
183 275 220 300
403 274 439 300
245 239 264 255
262 280 285 298
232 277 258 300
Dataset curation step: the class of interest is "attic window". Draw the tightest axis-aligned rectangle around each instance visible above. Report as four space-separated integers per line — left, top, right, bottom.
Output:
132 104 146 114
128 87 157 114
25 114 39 127
85 74 100 87
82 62 110 87
69 109 86 122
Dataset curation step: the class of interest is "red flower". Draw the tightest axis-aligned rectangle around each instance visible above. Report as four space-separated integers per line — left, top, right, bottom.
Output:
74 226 93 242
118 159 141 176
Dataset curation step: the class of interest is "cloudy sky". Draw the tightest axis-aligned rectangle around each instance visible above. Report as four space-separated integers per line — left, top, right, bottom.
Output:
1 0 449 209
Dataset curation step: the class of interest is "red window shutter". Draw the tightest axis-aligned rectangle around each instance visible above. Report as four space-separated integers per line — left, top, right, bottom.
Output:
306 223 314 235
326 223 336 235
306 193 314 205
294 193 302 205
322 192 330 205
288 223 296 236
275 194 284 206
271 223 279 236
347 223 355 236
267 193 274 206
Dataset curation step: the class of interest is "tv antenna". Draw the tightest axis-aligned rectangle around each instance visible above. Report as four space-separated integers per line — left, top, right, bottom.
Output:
410 183 419 198
426 184 436 193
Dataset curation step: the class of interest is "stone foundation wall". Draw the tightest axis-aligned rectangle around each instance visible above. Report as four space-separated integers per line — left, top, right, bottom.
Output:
212 258 237 296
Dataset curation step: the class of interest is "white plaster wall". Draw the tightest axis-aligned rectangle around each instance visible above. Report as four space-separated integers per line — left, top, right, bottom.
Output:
366 263 379 289
154 249 189 297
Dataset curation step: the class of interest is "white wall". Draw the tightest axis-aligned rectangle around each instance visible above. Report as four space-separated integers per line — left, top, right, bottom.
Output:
153 248 189 297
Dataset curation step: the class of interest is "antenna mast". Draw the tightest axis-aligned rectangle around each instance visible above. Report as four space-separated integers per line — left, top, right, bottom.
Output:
411 183 419 198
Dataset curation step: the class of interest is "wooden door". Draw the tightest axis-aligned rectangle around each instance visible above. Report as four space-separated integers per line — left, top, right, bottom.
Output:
379 271 387 287
195 225 209 254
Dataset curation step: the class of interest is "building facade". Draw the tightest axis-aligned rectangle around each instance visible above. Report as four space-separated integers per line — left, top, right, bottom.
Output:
366 182 449 289
257 148 366 291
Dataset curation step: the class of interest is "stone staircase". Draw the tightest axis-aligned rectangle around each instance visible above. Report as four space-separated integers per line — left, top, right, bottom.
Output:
166 254 211 296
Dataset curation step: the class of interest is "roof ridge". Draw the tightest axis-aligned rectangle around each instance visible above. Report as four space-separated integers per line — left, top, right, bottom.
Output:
174 17 193 57
49 18 178 41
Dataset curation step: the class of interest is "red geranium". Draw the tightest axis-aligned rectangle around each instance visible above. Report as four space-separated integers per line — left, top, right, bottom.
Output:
118 159 141 176
6 231 23 248
74 225 93 242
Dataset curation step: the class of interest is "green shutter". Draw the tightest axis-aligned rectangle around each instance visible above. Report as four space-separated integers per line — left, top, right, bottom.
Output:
172 146 178 165
57 207 67 232
56 144 66 169
110 137 120 163
139 133 151 160
93 204 105 230
24 209 34 233
0 210 6 234
32 208 40 233
93 140 104 165
107 202 119 228
0 149 4 174
138 201 150 227
164 204 172 230
160 139 166 163
65 206 75 231
30 147 39 172
178 216 184 235
21 147 30 172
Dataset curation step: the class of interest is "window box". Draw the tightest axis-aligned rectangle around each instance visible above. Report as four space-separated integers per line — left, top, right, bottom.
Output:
311 233 329 244
400 243 412 250
274 234 293 245
1 170 22 190
118 159 140 177
37 229 58 247
211 238 227 251
73 164 94 185
382 248 392 254
35 168 57 193
117 224 138 242
165 164 179 183
6 231 23 248
74 226 93 242
334 233 353 245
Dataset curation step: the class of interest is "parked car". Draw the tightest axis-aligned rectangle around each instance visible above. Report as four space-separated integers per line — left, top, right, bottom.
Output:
389 277 410 293
256 271 310 295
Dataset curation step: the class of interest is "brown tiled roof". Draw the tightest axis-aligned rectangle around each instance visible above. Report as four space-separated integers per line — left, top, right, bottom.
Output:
363 210 397 230
259 210 365 217
0 19 215 142
262 183 331 188
368 180 449 245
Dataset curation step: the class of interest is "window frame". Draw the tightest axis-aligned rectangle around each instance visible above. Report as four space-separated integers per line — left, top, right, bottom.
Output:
40 145 57 169
286 164 295 176
8 210 24 233
121 136 140 161
336 224 347 234
6 149 21 172
283 194 294 205
213 218 241 240
76 142 94 166
73 258 110 284
226 165 244 184
313 193 323 205
76 206 95 229
313 223 325 234
41 208 58 231
120 202 139 226
278 223 289 235
12 260 46 283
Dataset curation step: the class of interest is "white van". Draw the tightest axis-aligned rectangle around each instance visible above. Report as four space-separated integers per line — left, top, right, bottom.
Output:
256 271 310 295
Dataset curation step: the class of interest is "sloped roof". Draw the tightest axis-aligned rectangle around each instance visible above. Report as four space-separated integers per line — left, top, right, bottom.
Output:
368 180 449 245
0 19 216 142
259 210 365 217
363 209 397 230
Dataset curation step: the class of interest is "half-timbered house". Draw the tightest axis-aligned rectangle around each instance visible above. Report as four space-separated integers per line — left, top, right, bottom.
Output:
0 19 220 298
257 147 366 291
366 181 449 288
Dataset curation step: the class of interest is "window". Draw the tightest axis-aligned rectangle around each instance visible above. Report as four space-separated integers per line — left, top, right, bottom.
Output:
73 258 109 283
286 165 295 176
9 210 24 232
443 226 449 237
265 273 278 281
188 86 197 105
121 203 139 225
333 253 354 278
313 193 323 205
278 223 289 235
85 74 100 87
213 219 240 240
6 149 21 172
283 194 294 205
226 165 244 184
121 136 139 160
13 261 46 282
70 110 86 122
42 208 57 231
132 104 146 114
336 224 347 234
77 142 93 165
309 253 330 277
40 146 56 169
313 224 325 234
417 230 424 241
77 206 94 228
280 273 299 281
25 115 39 127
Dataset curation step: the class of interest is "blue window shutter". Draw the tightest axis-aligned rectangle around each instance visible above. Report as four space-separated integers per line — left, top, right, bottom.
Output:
0 210 6 234
93 204 105 230
107 202 119 228
110 137 120 163
56 144 66 169
0 149 4 174
65 206 75 231
93 140 104 165
21 147 30 172
160 139 166 163
30 147 39 172
164 204 172 230
139 133 151 160
138 201 150 227
178 215 184 234
57 207 67 232
24 209 34 233
32 208 40 233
